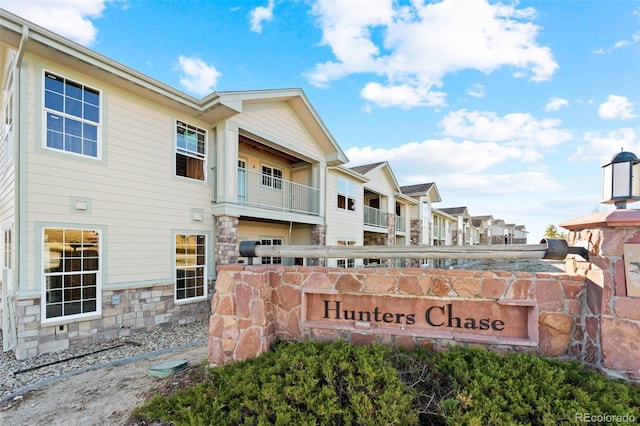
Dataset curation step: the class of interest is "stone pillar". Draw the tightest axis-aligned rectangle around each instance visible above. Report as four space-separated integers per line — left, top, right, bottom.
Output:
308 224 326 266
312 224 326 246
387 214 396 246
410 219 422 246
408 219 423 267
215 215 239 265
208 267 274 366
560 209 640 380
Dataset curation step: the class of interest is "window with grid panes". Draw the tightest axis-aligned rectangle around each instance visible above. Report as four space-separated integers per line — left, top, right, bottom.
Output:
43 228 100 320
337 177 356 211
176 121 206 180
260 238 283 264
44 72 100 158
262 165 283 190
336 240 355 268
175 234 207 300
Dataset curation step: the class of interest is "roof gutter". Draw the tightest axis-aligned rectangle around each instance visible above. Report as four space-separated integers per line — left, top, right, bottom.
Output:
15 23 28 66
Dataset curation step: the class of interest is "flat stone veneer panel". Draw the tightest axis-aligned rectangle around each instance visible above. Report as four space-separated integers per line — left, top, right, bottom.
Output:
13 281 212 360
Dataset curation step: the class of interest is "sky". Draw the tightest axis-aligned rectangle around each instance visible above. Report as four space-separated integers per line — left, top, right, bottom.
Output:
3 0 640 242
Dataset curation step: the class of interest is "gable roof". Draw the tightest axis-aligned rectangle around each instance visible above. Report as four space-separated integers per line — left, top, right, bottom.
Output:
439 207 469 216
471 215 494 221
217 89 348 165
432 208 456 220
400 182 442 203
400 183 434 194
331 165 370 182
349 161 417 205
349 162 386 175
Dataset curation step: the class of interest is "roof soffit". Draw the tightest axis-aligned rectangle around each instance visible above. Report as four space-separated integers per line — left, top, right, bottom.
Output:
432 209 457 220
331 165 370 182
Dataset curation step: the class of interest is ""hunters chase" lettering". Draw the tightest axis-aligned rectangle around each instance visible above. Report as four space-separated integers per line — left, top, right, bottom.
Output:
322 299 506 331
323 300 416 325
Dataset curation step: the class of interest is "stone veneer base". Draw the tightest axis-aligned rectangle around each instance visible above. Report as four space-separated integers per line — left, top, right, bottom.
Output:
10 281 213 360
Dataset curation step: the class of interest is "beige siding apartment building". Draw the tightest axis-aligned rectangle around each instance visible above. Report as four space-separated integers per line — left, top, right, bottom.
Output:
0 10 526 359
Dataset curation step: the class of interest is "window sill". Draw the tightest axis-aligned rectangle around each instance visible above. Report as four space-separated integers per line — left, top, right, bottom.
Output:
174 296 209 305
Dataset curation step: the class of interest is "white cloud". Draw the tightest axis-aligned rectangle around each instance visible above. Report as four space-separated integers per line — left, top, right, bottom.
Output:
545 97 569 112
440 109 572 149
347 137 527 175
598 95 637 120
594 32 640 54
2 0 111 46
177 56 221 96
345 137 561 208
343 109 574 199
467 84 485 98
249 0 275 34
569 128 640 164
432 171 561 195
360 82 446 108
308 0 558 108
344 107 570 236
613 32 640 48
306 0 393 88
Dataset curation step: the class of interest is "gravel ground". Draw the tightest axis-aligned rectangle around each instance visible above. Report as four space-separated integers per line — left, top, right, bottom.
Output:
0 321 208 403
450 258 566 273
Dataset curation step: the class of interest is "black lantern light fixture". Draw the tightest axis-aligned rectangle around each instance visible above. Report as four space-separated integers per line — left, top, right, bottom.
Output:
602 149 640 209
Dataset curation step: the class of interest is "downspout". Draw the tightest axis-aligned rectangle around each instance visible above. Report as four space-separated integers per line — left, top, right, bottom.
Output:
3 24 29 352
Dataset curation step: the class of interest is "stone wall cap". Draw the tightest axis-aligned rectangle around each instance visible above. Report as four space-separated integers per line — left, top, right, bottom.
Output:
560 209 640 230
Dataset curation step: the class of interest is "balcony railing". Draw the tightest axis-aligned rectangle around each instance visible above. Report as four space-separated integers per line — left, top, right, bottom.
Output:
363 205 388 229
237 167 320 215
395 215 405 232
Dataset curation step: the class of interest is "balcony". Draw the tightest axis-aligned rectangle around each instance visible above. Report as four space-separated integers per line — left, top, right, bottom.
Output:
395 215 406 232
363 205 388 229
237 167 320 215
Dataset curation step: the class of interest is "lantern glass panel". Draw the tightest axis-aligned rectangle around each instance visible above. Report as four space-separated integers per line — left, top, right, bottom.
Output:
603 164 612 200
633 162 640 198
612 162 631 198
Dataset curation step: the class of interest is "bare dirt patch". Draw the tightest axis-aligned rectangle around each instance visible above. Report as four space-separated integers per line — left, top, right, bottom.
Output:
0 343 208 426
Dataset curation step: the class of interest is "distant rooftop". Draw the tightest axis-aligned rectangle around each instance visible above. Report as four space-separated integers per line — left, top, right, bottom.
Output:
439 207 468 216
400 183 435 195
349 162 385 175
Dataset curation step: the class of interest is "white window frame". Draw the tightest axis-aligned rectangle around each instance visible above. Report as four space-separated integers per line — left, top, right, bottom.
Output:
175 120 207 181
260 237 283 264
337 177 356 212
336 240 356 268
43 71 101 159
261 165 283 190
3 227 12 270
42 227 102 323
175 233 208 302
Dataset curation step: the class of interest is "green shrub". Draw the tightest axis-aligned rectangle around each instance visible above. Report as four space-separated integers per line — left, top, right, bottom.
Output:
433 347 640 425
134 340 418 425
133 342 640 426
